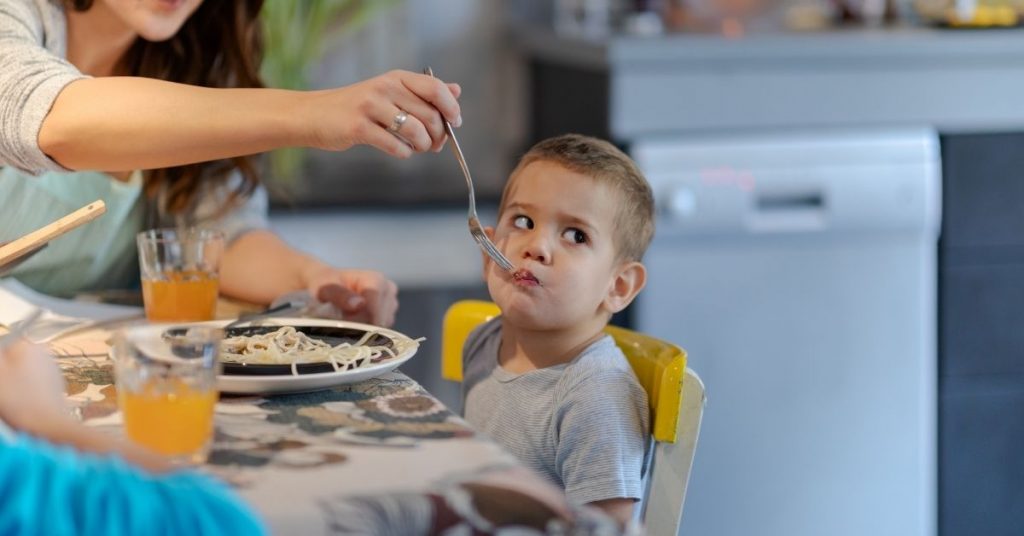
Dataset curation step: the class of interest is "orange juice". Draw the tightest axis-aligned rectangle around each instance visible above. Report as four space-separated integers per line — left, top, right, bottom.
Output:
142 270 218 322
121 378 217 461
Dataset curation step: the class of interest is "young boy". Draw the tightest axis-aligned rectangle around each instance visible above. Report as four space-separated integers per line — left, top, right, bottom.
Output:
462 134 655 525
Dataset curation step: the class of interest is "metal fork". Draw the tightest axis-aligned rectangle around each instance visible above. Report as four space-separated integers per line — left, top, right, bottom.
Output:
424 67 514 273
223 300 303 330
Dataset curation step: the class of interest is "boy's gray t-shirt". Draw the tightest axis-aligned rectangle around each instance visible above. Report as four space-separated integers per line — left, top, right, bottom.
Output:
463 317 651 505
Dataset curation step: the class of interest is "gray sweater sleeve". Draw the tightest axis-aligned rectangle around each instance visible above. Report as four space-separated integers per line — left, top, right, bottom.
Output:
0 0 87 173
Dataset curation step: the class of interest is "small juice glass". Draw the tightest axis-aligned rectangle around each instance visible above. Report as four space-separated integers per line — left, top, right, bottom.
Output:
113 326 222 465
137 228 224 322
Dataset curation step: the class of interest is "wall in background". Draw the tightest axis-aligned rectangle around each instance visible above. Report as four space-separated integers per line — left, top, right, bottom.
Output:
269 0 528 208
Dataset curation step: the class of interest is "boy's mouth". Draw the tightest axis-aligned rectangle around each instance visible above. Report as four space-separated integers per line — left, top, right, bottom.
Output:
511 269 540 286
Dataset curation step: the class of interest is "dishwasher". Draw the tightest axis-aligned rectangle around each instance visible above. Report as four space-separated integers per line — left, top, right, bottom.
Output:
631 128 940 536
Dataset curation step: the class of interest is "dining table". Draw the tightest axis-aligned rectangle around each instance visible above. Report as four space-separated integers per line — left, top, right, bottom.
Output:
0 284 625 535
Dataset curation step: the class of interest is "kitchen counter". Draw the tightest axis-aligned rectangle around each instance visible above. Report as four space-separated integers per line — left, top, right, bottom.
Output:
515 26 1024 138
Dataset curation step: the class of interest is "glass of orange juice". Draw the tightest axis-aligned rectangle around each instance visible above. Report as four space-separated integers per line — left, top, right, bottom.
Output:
113 326 222 465
137 228 224 322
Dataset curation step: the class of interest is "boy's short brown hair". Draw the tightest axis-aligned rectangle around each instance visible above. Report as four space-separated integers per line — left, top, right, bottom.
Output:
500 134 655 262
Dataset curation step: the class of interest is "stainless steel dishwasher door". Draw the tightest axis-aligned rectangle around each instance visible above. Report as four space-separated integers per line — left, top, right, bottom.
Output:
632 129 940 536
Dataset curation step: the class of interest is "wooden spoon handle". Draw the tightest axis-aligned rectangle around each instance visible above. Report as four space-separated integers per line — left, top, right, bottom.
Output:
0 200 107 267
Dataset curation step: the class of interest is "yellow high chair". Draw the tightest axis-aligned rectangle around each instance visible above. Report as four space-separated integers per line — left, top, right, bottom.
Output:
441 300 706 535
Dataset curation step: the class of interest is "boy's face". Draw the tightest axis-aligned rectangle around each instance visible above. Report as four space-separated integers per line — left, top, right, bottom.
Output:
485 161 629 331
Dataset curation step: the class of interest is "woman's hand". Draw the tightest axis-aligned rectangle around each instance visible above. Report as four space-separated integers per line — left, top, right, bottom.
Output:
0 341 73 434
221 231 401 323
303 69 462 159
301 264 399 327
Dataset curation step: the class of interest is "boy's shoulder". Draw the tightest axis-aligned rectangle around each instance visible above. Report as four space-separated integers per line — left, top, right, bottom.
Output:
553 336 650 462
462 316 505 395
463 315 503 363
556 335 644 395
463 319 644 394
568 335 633 374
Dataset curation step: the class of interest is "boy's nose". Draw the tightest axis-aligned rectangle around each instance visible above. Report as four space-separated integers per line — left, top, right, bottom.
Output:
523 249 546 263
521 235 550 264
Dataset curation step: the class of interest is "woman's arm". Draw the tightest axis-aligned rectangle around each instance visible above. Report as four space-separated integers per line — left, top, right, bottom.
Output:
38 72 461 172
220 230 399 327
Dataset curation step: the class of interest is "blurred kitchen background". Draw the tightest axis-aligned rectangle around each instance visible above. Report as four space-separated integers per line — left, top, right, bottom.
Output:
264 1 1024 535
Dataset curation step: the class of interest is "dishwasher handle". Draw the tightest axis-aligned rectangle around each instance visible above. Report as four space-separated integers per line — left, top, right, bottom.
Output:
755 191 825 212
748 188 828 233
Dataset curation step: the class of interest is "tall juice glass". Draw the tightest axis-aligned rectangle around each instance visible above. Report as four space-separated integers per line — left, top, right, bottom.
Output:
137 228 224 322
113 326 222 465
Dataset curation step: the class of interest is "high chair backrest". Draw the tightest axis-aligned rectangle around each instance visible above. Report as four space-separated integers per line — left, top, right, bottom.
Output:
441 299 706 535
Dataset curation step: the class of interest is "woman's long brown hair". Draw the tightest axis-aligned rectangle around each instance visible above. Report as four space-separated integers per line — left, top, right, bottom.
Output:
69 0 265 216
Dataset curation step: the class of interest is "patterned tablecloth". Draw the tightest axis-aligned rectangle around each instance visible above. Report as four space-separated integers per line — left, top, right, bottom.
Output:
57 349 621 535
0 286 625 533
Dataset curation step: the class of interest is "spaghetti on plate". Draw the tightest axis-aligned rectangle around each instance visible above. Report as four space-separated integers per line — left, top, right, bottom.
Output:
220 326 410 376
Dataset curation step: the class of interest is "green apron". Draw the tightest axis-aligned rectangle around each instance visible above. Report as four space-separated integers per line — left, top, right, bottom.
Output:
0 168 145 297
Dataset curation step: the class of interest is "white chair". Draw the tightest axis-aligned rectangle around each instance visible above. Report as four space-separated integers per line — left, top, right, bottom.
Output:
441 300 706 535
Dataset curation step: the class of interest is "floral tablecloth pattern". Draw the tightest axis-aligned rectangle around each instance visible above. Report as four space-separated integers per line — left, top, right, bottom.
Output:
60 353 624 535
61 355 574 534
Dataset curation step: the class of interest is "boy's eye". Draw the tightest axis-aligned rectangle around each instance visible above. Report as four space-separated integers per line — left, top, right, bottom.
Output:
563 228 587 244
513 215 533 230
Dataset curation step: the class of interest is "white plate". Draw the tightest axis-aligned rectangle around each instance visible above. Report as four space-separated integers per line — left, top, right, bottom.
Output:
123 318 420 395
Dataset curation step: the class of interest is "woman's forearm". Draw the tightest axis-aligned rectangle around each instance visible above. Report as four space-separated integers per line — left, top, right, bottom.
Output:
36 70 462 170
38 77 307 171
219 230 400 326
218 230 321 305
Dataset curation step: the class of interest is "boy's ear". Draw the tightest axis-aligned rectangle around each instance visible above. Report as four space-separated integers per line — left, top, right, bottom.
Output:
604 261 647 314
480 226 496 281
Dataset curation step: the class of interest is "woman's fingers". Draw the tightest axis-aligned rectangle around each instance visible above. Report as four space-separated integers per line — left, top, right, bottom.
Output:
447 82 461 99
306 270 399 327
391 72 462 152
357 117 414 159
388 97 444 152
368 279 398 327
379 102 434 152
379 71 462 153
392 78 465 152
399 71 462 127
311 70 462 158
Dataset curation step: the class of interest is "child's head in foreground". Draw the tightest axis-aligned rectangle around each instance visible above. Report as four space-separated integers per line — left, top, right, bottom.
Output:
484 133 655 333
